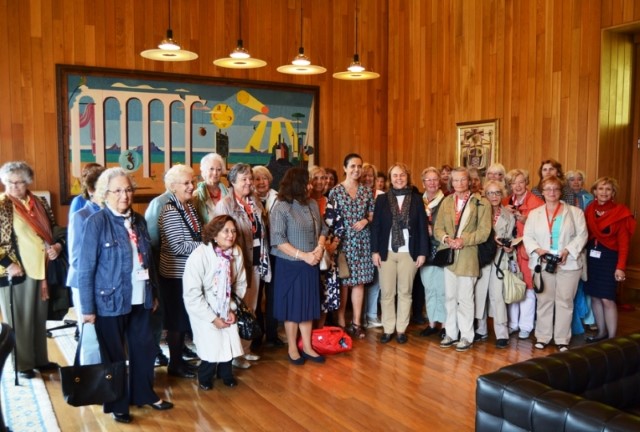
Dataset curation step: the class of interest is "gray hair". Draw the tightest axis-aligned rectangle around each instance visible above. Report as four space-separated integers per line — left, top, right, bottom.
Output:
164 165 194 191
252 165 273 183
448 166 470 190
0 161 34 186
94 167 134 204
421 167 440 180
486 163 506 177
200 153 226 174
566 169 586 182
227 163 252 186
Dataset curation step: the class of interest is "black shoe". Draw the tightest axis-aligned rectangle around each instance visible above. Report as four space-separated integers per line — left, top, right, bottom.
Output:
198 382 213 390
167 366 196 379
112 413 132 424
495 339 509 349
474 333 489 342
148 400 174 410
36 362 59 371
288 354 305 366
439 328 447 339
420 326 438 337
411 315 427 325
222 377 238 387
300 351 326 363
265 338 285 347
396 333 408 344
586 334 608 344
380 333 393 344
19 369 35 379
155 352 169 367
183 346 199 359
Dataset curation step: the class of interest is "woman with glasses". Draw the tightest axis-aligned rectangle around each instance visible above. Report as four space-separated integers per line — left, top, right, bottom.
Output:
158 165 203 379
0 161 63 379
215 163 270 368
502 169 544 340
78 167 173 424
474 181 515 348
584 177 636 342
523 176 588 352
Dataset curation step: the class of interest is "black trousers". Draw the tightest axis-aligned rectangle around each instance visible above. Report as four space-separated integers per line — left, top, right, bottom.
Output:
198 360 233 385
95 305 158 414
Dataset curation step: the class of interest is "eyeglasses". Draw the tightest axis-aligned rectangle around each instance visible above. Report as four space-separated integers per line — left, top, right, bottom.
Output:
107 188 134 196
542 188 561 193
6 180 26 186
176 180 196 187
485 191 502 197
219 228 237 235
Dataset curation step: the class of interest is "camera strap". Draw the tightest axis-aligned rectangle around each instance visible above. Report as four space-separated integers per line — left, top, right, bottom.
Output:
533 257 545 293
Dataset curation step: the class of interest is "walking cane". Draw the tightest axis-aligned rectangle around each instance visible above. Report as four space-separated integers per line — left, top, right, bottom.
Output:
8 275 19 386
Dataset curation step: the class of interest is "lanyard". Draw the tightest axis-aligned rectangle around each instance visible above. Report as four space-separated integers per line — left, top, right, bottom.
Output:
124 218 144 266
236 194 257 234
183 204 201 234
493 207 501 227
545 204 562 249
454 193 470 226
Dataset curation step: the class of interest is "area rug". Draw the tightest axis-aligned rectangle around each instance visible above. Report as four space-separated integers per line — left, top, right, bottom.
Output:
1 343 61 432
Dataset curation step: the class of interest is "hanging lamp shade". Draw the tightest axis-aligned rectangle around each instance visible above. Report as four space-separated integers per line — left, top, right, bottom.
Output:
333 0 379 80
140 0 198 62
213 0 266 69
277 6 326 75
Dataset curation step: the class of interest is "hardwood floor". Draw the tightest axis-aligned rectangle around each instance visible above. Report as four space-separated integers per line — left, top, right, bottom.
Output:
43 305 640 432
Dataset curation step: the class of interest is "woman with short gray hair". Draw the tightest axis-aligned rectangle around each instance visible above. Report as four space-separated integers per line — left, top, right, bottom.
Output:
193 153 229 223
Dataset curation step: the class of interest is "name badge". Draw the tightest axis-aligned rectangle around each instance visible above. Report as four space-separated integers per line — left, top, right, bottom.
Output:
253 238 261 247
589 249 601 259
136 269 150 281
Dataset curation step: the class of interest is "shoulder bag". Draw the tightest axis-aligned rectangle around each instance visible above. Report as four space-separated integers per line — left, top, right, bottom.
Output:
233 293 263 341
59 325 126 407
431 198 468 267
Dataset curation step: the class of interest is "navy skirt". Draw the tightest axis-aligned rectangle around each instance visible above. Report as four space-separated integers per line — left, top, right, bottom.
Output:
273 257 321 323
584 241 619 301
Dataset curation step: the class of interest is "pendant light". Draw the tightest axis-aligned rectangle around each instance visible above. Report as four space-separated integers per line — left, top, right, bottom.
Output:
213 0 266 69
140 0 198 61
333 0 379 80
277 3 326 75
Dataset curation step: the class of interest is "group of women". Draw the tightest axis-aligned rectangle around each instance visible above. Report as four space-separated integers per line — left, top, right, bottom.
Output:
0 154 635 424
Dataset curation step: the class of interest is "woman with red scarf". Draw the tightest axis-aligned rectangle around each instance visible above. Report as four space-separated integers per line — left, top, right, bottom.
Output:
584 177 636 342
0 161 62 378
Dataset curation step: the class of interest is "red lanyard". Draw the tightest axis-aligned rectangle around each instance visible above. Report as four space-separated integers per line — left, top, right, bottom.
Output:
493 207 501 227
183 205 201 234
124 219 144 265
545 204 562 249
236 194 257 234
454 193 469 226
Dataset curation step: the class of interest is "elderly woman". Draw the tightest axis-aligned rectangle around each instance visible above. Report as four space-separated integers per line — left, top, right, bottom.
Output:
270 167 328 364
328 153 375 338
158 165 202 378
371 163 429 344
0 161 62 378
419 167 447 338
485 163 506 185
468 167 483 194
502 168 544 340
193 153 229 224
78 167 173 424
66 163 105 364
531 159 575 203
434 167 492 352
375 171 388 193
566 170 594 210
215 163 270 368
523 176 588 352
183 215 247 389
584 177 636 342
69 162 103 214
474 180 515 348
439 164 453 195
309 166 328 215
323 168 338 196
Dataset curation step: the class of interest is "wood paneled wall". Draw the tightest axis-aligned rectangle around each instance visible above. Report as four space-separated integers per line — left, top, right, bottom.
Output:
1 0 640 223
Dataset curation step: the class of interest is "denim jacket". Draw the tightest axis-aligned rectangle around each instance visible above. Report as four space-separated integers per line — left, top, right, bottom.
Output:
77 208 157 316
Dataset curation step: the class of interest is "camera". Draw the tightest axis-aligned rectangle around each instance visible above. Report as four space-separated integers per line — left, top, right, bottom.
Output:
543 254 561 273
497 238 512 248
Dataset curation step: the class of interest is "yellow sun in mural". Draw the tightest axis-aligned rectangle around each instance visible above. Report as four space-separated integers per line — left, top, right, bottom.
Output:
211 103 234 129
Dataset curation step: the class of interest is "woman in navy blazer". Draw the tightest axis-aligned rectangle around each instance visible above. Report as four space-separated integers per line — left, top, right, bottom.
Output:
370 163 429 344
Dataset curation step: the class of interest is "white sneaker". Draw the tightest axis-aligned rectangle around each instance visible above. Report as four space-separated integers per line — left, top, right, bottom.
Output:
518 330 530 340
244 353 261 361
232 358 251 369
366 317 383 328
455 338 473 352
509 327 519 335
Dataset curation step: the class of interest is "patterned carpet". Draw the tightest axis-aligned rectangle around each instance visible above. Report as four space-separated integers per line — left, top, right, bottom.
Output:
1 325 61 432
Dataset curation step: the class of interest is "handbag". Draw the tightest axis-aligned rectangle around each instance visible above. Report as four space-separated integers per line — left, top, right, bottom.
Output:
233 294 263 341
59 325 126 407
477 228 498 268
431 248 454 267
319 249 333 271
502 270 527 304
296 326 352 355
337 252 350 279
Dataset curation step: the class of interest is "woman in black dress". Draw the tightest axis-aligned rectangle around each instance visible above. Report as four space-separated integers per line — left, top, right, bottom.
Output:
584 177 636 342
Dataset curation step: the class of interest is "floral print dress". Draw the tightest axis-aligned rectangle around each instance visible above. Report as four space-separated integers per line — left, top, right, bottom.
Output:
327 184 375 286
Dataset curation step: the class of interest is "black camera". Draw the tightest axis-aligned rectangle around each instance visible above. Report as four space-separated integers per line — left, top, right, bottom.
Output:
543 254 561 273
498 238 512 248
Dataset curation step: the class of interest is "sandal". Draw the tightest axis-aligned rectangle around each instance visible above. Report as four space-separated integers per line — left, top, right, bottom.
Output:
348 323 366 339
534 342 547 350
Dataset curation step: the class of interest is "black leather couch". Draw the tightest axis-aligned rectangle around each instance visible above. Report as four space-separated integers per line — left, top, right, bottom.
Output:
476 334 640 431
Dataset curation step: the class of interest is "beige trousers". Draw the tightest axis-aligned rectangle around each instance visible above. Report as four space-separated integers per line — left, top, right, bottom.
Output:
534 269 581 345
444 269 477 343
379 251 418 334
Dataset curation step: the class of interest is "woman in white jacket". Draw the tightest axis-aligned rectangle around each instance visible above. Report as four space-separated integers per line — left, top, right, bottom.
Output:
183 215 247 390
523 176 588 352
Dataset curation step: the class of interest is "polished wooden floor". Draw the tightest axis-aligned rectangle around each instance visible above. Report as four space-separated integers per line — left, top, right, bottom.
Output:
43 300 640 432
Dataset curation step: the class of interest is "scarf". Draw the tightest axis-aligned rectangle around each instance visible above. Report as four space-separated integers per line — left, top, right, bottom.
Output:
389 187 412 252
584 200 636 251
212 245 232 319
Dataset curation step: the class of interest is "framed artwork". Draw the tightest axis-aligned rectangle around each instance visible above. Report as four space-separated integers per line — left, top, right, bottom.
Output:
456 119 499 176
56 65 319 203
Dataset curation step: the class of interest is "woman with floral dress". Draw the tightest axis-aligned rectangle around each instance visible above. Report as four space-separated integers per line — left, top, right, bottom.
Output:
327 153 375 339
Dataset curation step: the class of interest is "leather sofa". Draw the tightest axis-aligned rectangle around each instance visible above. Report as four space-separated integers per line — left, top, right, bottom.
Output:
476 334 640 431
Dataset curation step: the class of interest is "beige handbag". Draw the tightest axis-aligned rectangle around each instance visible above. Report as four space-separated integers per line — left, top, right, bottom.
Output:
503 271 527 304
337 253 350 279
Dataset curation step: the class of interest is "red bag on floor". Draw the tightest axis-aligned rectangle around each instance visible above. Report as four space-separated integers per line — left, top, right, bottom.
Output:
296 326 353 355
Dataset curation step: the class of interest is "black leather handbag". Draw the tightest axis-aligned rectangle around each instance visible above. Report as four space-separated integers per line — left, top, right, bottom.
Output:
233 294 263 341
431 247 454 267
59 325 126 407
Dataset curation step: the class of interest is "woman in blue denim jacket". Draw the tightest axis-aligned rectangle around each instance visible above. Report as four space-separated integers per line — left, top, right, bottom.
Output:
77 168 173 424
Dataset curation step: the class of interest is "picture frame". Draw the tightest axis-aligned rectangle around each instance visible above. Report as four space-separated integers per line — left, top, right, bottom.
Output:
56 64 319 203
456 119 499 176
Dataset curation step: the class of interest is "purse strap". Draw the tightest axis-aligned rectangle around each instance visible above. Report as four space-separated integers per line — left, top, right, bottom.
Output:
73 323 110 366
